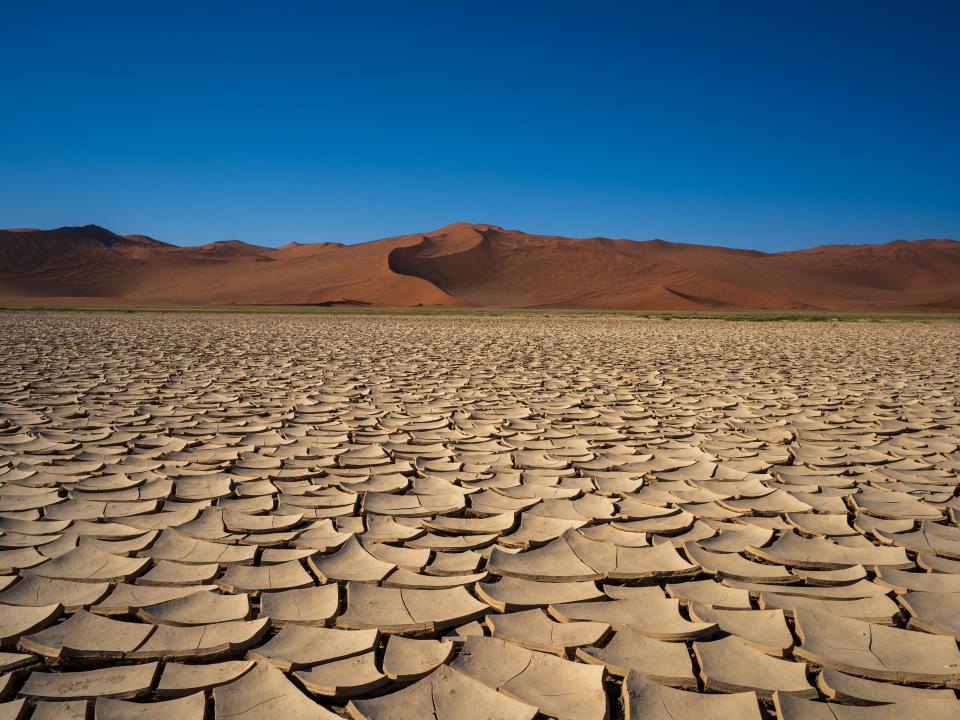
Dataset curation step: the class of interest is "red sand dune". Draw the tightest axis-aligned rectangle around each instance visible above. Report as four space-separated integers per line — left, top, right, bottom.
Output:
1 222 958 312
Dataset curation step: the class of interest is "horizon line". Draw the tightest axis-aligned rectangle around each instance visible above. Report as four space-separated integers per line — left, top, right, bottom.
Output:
2 221 957 256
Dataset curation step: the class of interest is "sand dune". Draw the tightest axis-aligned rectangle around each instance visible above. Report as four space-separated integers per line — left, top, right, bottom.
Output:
1 222 958 311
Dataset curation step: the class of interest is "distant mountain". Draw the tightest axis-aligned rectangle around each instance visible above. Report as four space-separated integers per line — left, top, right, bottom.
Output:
1 222 958 312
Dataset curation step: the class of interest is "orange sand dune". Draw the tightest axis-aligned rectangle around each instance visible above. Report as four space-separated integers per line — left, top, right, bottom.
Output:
1 222 958 311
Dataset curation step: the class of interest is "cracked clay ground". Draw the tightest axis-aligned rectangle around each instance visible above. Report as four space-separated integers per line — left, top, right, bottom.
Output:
0 311 959 719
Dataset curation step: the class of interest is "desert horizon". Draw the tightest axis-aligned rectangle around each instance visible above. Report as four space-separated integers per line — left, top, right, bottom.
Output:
3 222 959 313
3 2 960 718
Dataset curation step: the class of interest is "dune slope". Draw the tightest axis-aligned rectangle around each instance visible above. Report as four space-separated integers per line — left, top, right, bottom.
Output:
1 222 958 311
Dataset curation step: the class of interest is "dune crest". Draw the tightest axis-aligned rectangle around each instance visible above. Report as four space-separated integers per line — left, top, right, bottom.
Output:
1 223 958 311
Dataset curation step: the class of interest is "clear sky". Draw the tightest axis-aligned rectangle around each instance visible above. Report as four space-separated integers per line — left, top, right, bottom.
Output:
1 1 957 251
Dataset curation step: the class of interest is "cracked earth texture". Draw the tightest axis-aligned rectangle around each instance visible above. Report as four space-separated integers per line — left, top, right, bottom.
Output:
0 311 959 720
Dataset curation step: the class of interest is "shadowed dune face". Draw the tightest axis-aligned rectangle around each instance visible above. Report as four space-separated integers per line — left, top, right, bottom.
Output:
0 225 458 307
388 226 804 310
1 222 959 311
0 225 170 298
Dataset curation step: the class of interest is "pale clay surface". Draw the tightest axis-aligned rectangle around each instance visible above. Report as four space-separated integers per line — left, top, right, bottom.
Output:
0 311 959 718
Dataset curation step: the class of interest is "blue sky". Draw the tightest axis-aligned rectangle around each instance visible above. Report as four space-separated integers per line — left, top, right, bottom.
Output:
1 1 957 251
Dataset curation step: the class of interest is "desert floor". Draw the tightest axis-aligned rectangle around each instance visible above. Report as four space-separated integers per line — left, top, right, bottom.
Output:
1 311 958 719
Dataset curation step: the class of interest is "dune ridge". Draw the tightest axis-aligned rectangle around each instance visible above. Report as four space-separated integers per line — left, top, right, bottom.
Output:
1 222 958 311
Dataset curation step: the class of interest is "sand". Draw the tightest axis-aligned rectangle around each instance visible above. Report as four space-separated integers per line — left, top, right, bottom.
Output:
1 222 959 311
0 311 959 717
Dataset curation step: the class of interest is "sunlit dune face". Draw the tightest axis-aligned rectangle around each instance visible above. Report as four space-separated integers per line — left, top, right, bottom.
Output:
2 225 959 311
